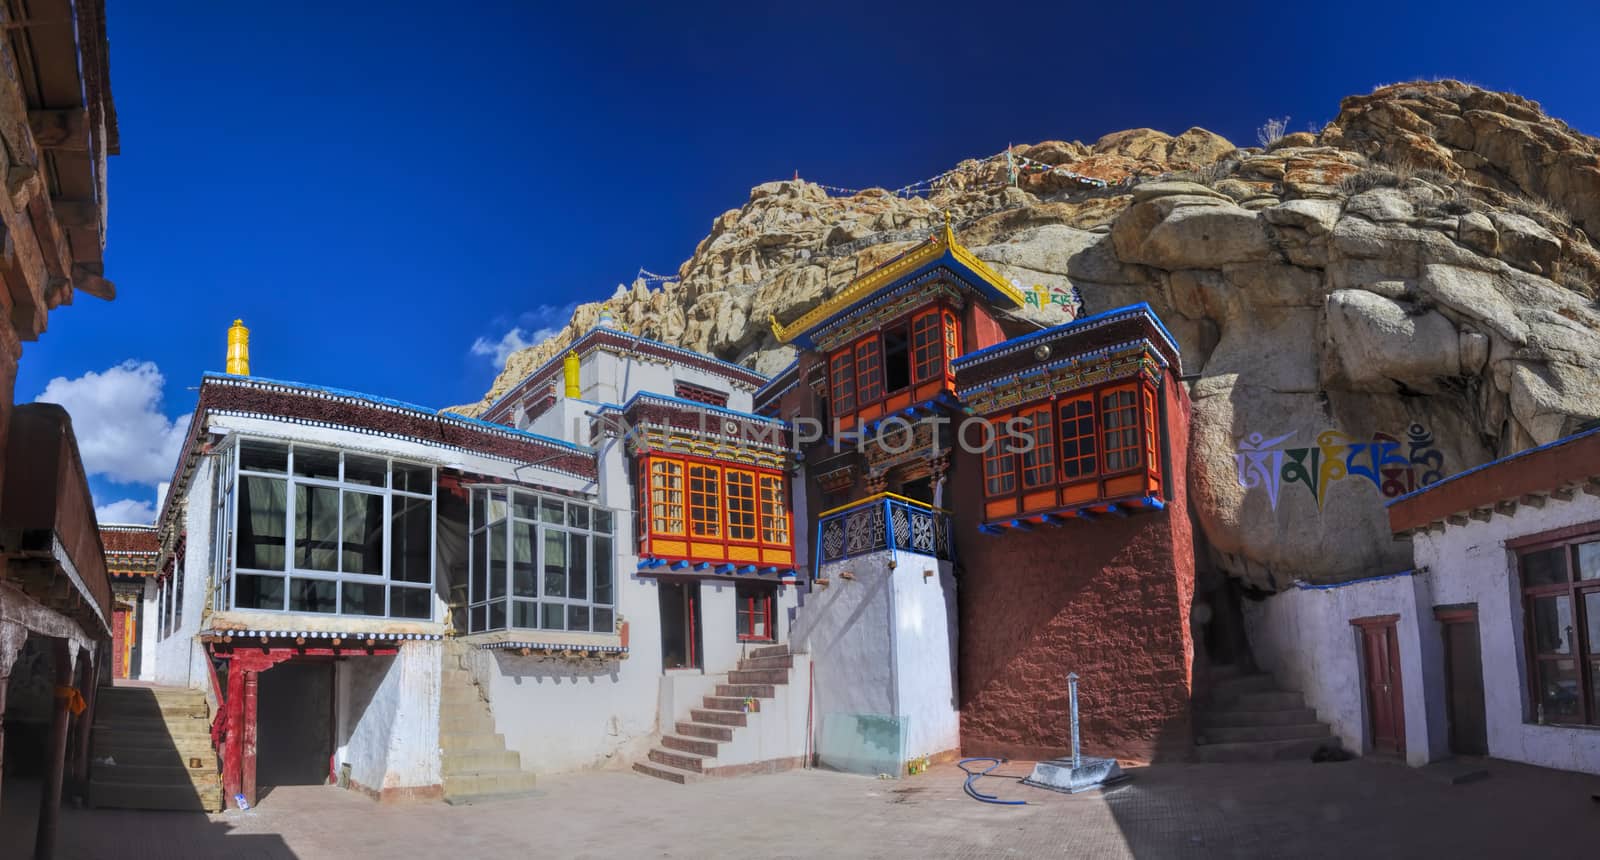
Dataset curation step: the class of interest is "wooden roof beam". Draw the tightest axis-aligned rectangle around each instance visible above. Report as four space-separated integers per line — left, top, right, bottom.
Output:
28 109 86 151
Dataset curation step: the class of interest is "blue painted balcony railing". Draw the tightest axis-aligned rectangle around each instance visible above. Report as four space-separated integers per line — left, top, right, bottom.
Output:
813 492 954 578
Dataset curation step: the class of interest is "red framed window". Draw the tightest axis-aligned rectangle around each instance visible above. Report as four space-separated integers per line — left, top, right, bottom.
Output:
943 310 960 365
855 338 883 404
736 583 775 642
1019 407 1055 489
911 310 943 382
1101 386 1141 472
1517 532 1600 726
829 350 856 415
649 459 686 536
688 463 722 539
759 474 790 546
725 469 758 543
674 381 729 407
1058 396 1097 479
984 416 1018 497
1143 387 1159 475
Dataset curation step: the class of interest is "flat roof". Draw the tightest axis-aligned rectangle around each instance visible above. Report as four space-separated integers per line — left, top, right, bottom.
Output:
1387 424 1600 533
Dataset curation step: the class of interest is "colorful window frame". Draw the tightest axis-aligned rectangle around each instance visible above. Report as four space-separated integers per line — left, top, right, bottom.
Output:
688 463 722 539
638 454 794 565
726 469 758 543
1019 406 1055 489
736 582 775 642
760 474 791 545
825 303 963 424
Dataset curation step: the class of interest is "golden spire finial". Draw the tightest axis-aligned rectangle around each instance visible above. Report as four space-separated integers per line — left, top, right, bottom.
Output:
942 210 955 246
225 319 250 376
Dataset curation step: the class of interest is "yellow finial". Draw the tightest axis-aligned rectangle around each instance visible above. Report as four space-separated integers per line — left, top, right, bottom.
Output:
563 350 580 398
225 319 250 376
942 211 954 246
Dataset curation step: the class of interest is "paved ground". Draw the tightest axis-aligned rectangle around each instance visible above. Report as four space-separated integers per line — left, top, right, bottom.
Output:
4 757 1599 858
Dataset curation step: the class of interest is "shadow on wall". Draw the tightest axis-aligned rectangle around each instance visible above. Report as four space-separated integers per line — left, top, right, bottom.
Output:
492 651 621 685
0 778 298 860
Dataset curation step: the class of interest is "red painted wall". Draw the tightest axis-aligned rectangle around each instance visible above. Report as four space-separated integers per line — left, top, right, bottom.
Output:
954 373 1195 763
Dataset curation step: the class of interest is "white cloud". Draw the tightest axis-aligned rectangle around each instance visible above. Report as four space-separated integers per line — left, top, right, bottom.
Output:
35 360 192 486
471 303 577 366
96 498 157 525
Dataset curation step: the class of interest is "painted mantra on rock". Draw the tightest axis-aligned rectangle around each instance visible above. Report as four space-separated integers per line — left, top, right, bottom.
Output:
1234 423 1445 511
1022 283 1084 314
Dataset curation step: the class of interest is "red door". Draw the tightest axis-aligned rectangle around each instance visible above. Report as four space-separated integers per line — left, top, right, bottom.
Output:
1354 615 1405 755
112 606 131 679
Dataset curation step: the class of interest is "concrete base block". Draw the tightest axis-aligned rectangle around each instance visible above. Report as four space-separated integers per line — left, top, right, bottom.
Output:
1022 756 1130 794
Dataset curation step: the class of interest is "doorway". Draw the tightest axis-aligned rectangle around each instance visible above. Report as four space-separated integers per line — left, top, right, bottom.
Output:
257 661 335 792
660 581 702 670
1437 606 1488 756
1353 615 1406 755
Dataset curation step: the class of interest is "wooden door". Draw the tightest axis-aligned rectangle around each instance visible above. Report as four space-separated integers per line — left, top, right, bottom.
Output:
659 581 702 670
112 606 130 679
1438 608 1488 755
1354 615 1405 755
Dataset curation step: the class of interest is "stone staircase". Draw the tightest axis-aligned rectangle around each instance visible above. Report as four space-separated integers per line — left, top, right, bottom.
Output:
90 685 223 811
440 645 537 804
1194 666 1342 762
634 644 802 784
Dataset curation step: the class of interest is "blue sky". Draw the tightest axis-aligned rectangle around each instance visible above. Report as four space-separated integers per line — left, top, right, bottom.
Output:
25 0 1600 522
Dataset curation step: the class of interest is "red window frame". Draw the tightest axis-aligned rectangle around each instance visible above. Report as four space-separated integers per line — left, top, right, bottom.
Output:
1515 529 1600 726
674 381 729 407
1100 385 1142 474
724 468 758 544
911 310 944 383
855 338 883 404
637 454 794 564
830 350 856 416
759 474 790 546
1019 406 1055 489
984 414 1018 497
736 583 775 642
1058 396 1097 481
943 310 960 368
688 462 722 539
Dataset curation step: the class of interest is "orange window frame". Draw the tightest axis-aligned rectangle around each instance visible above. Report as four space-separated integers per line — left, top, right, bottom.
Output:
829 349 856 416
736 583 774 642
911 310 943 383
1142 387 1160 477
1100 385 1141 473
688 462 722 539
943 310 960 366
983 414 1018 498
1058 396 1097 481
648 458 686 536
759 474 791 547
855 337 883 404
1019 406 1055 489
725 468 758 544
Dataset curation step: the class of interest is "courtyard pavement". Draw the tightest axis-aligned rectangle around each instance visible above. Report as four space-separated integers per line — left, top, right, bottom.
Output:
4 756 1599 858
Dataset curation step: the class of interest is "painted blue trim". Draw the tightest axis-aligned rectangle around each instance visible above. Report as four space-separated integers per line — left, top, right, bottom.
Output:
951 302 1181 368
752 359 801 399
202 373 591 453
738 565 757 574
1387 423 1600 508
1142 496 1167 511
695 562 712 571
1293 569 1419 591
670 560 690 570
1009 518 1032 531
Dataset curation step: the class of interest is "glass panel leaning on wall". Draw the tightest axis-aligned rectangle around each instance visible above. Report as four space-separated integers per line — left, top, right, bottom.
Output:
223 438 435 619
465 486 617 636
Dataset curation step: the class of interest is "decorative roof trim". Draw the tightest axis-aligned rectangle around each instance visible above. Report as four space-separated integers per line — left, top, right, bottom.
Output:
955 337 1170 400
952 302 1182 373
203 629 443 641
477 640 628 654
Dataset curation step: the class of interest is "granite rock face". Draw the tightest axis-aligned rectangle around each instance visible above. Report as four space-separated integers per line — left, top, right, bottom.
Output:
458 81 1600 589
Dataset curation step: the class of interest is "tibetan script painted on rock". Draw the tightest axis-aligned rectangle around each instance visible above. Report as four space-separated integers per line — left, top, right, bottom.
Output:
1234 423 1445 511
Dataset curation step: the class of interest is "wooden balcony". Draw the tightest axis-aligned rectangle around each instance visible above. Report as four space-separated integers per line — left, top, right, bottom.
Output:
814 493 953 577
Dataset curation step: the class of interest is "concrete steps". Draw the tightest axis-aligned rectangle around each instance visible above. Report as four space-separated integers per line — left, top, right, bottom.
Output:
634 646 801 785
90 685 223 812
1194 672 1341 763
440 648 536 805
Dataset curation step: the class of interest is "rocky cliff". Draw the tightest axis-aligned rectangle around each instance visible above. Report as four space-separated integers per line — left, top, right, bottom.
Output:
458 81 1600 588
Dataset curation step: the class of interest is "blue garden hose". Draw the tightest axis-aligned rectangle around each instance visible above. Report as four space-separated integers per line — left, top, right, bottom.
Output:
957 757 1027 805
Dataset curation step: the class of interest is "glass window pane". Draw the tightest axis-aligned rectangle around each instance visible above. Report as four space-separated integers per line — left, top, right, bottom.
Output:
391 586 432 620
342 491 384 574
593 536 613 605
390 496 431 583
512 600 538 629
567 503 590 530
593 607 614 634
289 578 336 613
512 491 539 520
543 531 567 598
471 490 485 529
1577 541 1600 581
541 497 564 524
1522 547 1569 587
235 574 284 610
295 485 340 571
541 602 565 630
237 476 287 571
569 535 588 600
486 492 508 525
344 454 387 487
486 598 505 630
512 521 537 597
489 521 507 599
239 440 288 473
342 582 385 616
293 447 340 480
1586 592 1600 657
470 604 487 634
593 509 613 534
471 528 488 603
1536 658 1581 724
1531 595 1574 655
394 463 432 495
568 605 590 632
